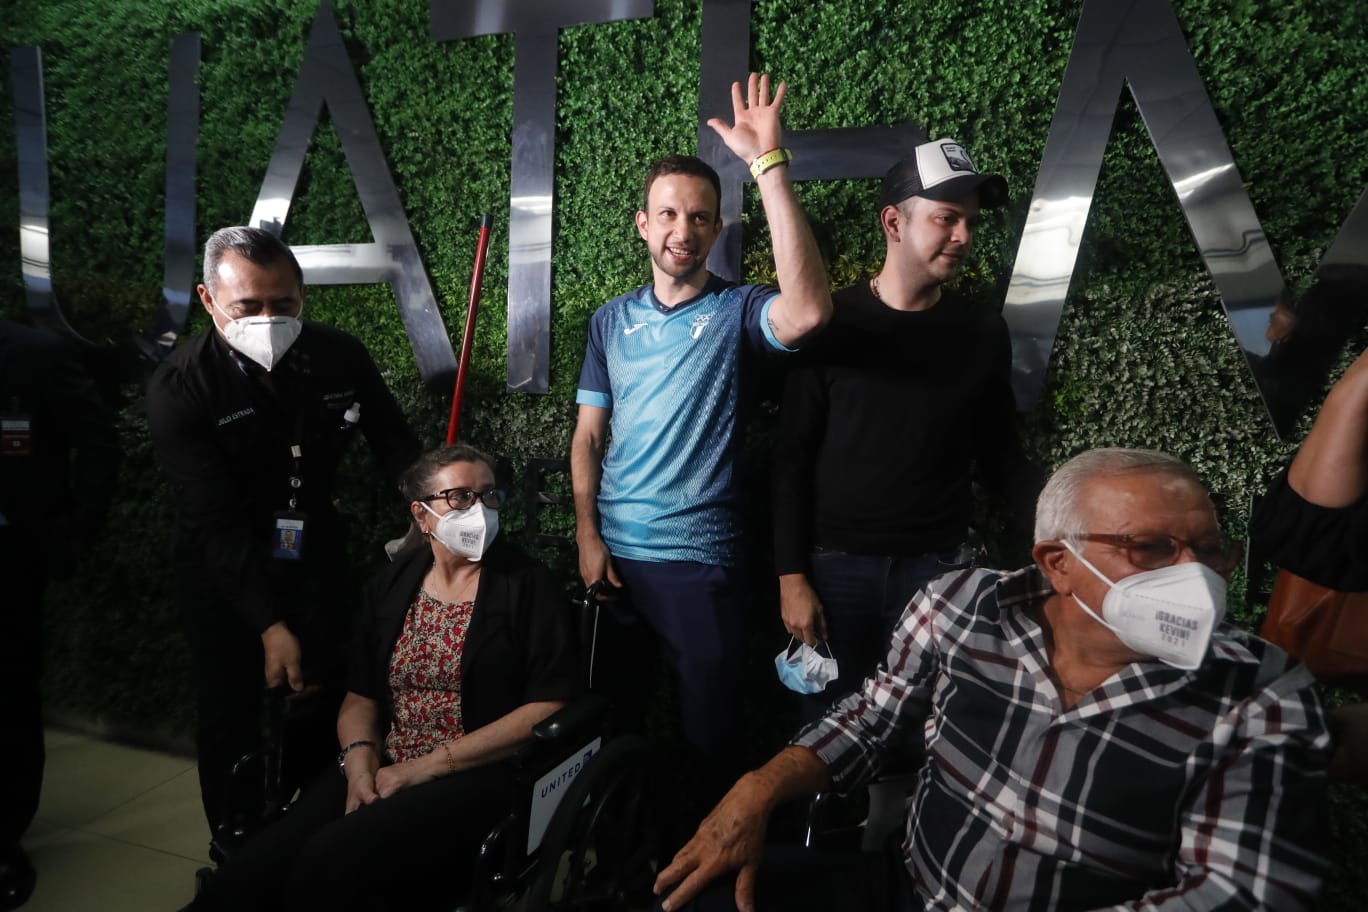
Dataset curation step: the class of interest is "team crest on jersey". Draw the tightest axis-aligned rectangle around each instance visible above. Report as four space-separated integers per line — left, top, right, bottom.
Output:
690 313 711 340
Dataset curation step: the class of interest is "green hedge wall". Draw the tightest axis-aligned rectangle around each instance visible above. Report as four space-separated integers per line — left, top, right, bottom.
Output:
3 0 1366 903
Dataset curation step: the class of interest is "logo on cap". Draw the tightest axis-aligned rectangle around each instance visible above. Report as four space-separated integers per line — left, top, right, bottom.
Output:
940 143 975 173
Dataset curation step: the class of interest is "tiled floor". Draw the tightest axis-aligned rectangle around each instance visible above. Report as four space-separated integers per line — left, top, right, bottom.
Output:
21 728 209 911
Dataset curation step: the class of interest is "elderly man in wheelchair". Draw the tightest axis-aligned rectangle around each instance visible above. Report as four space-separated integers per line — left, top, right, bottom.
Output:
655 448 1332 912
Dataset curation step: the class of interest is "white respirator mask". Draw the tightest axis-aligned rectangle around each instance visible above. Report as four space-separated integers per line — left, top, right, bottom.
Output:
1063 541 1225 670
212 299 303 371
422 501 499 561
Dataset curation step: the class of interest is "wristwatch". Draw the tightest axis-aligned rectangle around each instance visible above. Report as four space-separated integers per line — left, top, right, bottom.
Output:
337 739 376 775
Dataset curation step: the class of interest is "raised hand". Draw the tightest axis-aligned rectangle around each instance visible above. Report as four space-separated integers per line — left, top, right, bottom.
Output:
706 72 787 167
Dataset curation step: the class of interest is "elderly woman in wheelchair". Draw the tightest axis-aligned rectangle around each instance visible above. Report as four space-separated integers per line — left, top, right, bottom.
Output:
188 444 580 910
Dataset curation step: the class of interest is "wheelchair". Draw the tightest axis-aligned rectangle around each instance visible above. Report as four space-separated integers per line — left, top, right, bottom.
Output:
190 584 687 912
462 581 696 911
193 684 335 893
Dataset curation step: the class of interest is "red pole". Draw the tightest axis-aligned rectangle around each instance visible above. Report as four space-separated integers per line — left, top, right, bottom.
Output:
446 213 494 445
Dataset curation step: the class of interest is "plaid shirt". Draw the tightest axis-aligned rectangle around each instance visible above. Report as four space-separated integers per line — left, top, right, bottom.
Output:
793 566 1331 911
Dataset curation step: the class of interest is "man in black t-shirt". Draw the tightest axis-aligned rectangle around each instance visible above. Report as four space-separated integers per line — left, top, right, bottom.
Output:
772 139 1032 719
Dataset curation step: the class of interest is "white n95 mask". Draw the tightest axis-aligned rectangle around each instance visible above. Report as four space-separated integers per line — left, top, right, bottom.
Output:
422 502 499 561
212 300 303 371
1063 541 1226 670
774 638 840 694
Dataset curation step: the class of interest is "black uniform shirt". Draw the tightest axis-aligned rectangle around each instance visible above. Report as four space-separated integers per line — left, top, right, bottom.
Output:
0 318 120 570
147 322 420 633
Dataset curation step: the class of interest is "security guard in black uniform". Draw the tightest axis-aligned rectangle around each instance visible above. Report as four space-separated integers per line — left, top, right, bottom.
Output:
0 317 120 909
147 227 420 845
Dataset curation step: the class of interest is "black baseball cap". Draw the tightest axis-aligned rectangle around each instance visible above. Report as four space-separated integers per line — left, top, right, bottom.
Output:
878 138 1008 209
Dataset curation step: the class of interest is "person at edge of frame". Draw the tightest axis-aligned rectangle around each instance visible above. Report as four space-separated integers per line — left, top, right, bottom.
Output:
655 448 1331 912
0 317 120 911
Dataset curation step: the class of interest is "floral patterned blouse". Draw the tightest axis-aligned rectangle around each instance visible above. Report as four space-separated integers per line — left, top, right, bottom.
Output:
384 588 474 763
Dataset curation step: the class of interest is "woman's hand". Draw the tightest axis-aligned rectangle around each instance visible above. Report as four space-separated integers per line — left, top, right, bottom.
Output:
344 769 379 814
341 744 381 814
373 753 441 799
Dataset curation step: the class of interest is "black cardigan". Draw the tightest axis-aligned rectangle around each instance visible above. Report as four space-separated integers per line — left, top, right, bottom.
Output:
346 540 580 738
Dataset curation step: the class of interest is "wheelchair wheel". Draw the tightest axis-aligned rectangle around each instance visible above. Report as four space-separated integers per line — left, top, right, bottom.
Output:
522 734 674 912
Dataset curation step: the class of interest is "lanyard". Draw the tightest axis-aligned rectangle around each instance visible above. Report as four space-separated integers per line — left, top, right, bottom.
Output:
288 443 303 511
287 412 304 511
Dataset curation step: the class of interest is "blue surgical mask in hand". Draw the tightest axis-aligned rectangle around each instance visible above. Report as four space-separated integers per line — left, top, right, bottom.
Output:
774 637 840 694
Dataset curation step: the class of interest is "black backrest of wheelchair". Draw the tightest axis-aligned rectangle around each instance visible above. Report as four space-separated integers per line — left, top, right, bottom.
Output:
522 457 574 550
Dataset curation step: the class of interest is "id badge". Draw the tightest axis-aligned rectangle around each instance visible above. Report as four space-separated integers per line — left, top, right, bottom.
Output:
1 415 32 456
272 511 307 560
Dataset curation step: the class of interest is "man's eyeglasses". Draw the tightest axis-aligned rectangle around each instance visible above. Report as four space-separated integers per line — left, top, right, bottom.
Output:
1073 533 1243 574
420 487 505 512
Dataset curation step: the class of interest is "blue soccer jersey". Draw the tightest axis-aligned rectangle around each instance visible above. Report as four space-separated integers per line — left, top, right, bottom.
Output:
576 275 787 565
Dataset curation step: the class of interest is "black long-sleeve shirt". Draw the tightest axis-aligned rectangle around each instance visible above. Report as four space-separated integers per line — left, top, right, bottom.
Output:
1253 468 1368 592
772 282 1027 575
0 318 121 570
147 323 420 633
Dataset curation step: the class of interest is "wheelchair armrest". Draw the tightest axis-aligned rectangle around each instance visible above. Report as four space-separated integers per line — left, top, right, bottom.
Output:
804 752 926 853
532 693 609 743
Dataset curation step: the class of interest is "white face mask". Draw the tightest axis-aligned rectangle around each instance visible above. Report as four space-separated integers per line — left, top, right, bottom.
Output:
421 502 499 561
211 299 303 371
774 638 840 694
1063 541 1226 670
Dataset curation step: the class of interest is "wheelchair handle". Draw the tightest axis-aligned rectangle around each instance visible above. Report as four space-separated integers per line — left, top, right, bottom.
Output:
583 579 620 604
581 580 622 691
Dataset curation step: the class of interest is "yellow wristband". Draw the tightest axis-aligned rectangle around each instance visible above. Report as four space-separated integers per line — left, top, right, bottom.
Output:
749 147 793 179
441 742 457 775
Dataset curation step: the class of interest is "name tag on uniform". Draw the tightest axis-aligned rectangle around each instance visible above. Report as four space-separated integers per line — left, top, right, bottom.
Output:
1 416 32 455
272 511 307 560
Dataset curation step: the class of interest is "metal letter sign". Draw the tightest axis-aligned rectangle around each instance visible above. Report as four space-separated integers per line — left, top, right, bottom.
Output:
251 2 455 385
1005 0 1294 430
11 48 81 339
1323 190 1368 271
698 0 927 282
14 38 200 354
11 0 1368 422
144 32 201 357
430 0 655 394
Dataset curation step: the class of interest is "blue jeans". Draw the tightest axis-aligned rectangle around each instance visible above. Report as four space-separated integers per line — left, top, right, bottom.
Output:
797 547 969 723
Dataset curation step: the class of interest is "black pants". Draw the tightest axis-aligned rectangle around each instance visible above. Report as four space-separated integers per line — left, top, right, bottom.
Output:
658 844 916 912
179 570 347 837
192 760 516 910
0 527 44 853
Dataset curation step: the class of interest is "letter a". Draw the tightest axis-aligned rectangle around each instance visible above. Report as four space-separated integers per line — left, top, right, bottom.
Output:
251 1 455 385
1004 0 1286 429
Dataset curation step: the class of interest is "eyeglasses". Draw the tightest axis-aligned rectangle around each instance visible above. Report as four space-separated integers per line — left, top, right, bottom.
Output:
1073 532 1243 574
419 487 505 512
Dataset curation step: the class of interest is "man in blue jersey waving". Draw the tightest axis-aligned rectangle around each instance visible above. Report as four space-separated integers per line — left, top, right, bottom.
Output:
571 73 831 769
